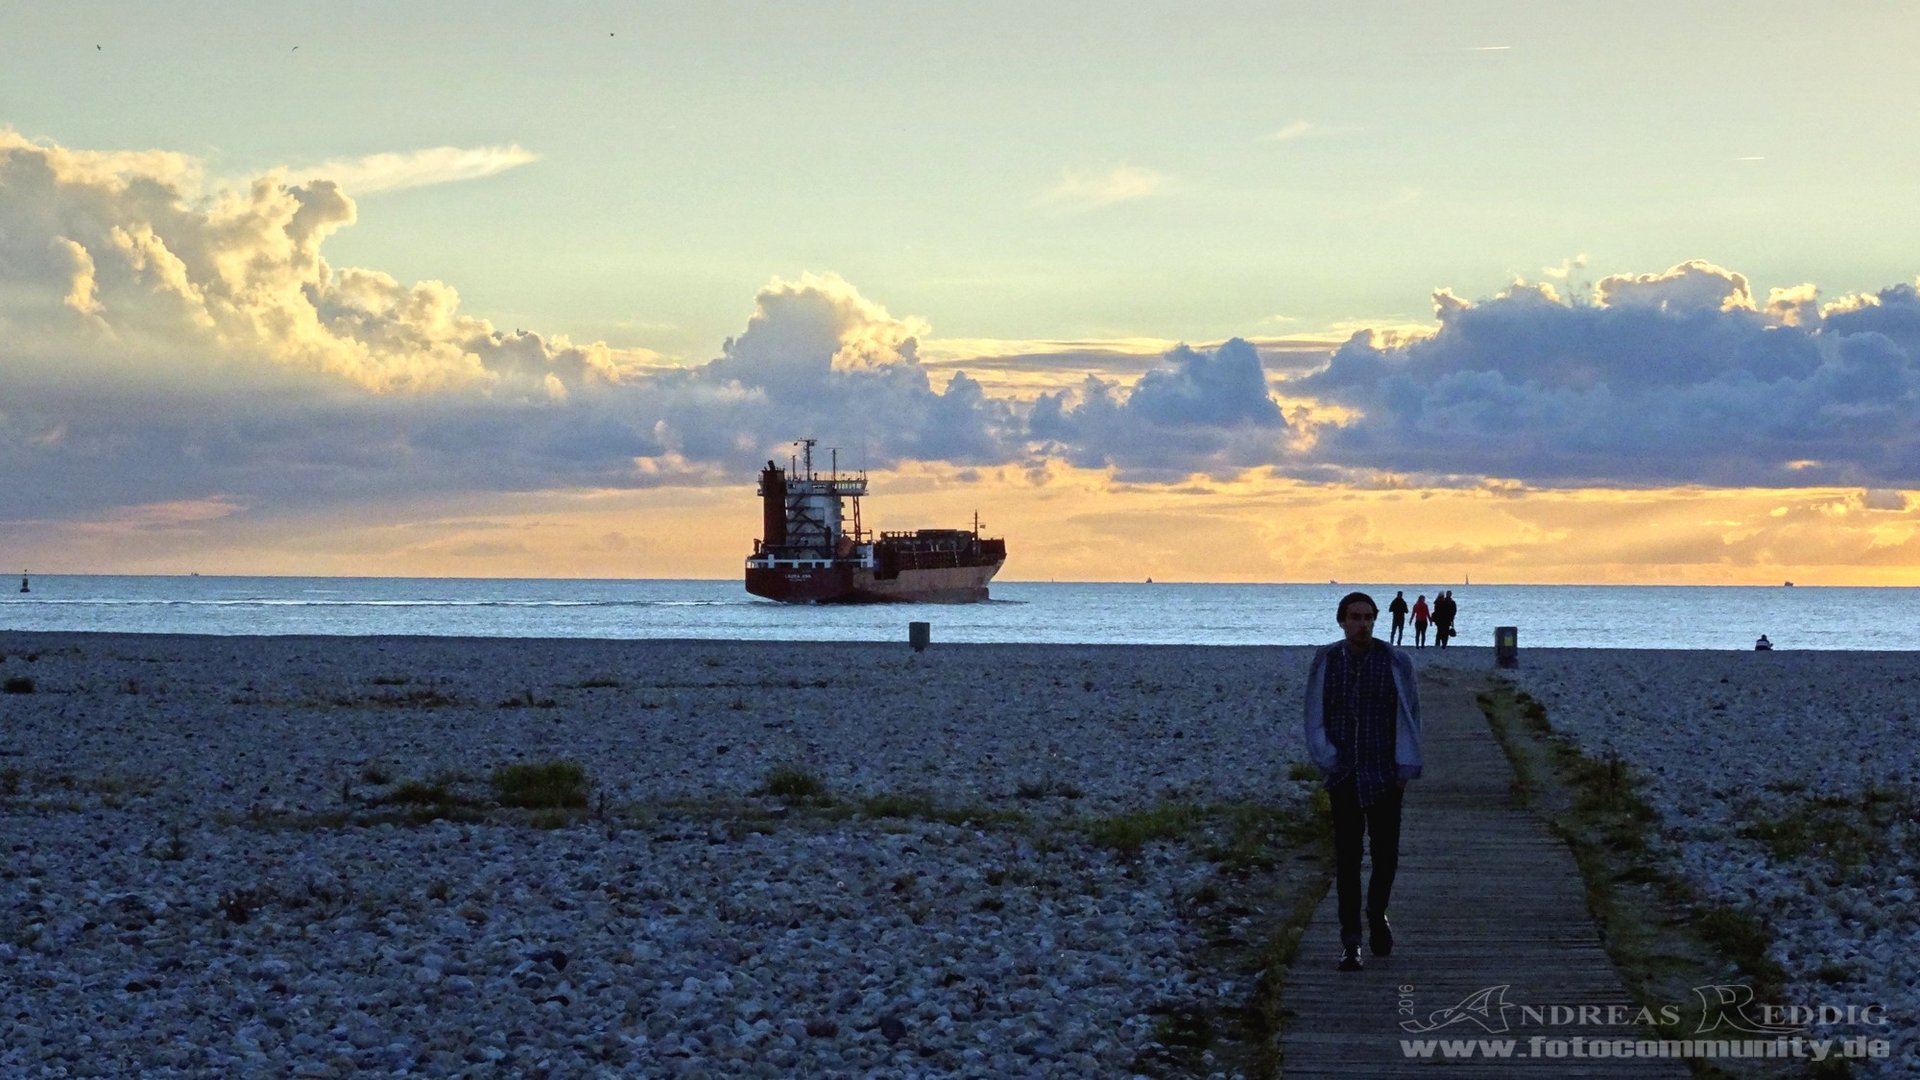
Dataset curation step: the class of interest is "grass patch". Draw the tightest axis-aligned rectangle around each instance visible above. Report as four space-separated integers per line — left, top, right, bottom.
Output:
1014 776 1085 800
497 688 558 709
1737 786 1912 874
365 688 458 708
758 763 828 802
1285 762 1321 783
859 790 938 818
1079 803 1203 855
1479 679 1793 1035
491 760 592 809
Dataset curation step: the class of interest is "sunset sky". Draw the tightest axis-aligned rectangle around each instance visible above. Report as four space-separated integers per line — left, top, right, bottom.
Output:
4 3 1919 584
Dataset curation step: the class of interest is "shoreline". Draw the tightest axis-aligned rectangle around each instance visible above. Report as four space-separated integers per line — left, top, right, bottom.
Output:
11 629 1920 654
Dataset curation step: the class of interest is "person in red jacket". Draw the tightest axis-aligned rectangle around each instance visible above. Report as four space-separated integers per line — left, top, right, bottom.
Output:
1411 594 1430 648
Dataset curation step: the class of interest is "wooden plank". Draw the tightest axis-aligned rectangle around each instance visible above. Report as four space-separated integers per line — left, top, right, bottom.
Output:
1278 672 1690 1077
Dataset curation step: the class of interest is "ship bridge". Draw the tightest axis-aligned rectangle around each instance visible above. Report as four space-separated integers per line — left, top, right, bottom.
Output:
748 439 872 566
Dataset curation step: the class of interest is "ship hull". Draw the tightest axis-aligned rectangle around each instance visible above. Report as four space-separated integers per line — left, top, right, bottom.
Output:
746 561 1002 604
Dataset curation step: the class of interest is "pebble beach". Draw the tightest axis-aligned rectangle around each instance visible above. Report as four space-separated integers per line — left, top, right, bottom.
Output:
0 633 1317 1077
1492 648 1919 1077
3 633 1915 1076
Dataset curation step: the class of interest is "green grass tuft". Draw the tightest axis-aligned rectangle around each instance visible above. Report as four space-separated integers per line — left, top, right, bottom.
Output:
759 763 828 801
1080 803 1203 854
491 760 592 809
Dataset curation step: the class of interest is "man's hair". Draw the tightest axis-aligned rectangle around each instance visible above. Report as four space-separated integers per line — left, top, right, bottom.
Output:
1337 591 1378 621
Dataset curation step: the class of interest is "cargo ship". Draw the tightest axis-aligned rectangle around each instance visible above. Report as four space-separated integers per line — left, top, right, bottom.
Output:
745 440 1006 603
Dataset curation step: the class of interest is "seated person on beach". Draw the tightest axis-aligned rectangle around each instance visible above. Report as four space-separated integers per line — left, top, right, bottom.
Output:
1755 635 1773 651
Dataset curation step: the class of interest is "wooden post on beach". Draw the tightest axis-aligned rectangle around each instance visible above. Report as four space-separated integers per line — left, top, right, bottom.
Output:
909 621 930 652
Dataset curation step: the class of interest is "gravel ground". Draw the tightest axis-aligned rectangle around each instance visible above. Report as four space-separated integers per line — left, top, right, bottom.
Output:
0 633 1324 1077
1473 648 1919 1078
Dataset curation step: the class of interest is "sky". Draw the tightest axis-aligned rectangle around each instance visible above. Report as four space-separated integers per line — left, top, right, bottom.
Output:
3 2 1920 584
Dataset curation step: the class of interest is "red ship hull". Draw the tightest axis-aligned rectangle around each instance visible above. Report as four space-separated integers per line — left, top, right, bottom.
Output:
745 560 1001 603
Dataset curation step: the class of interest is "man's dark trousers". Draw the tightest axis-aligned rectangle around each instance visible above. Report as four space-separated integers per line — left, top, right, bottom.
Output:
1330 777 1403 948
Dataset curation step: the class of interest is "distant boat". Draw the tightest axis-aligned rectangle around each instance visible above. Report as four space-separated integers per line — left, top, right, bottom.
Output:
1146 577 1154 584
1784 581 1795 587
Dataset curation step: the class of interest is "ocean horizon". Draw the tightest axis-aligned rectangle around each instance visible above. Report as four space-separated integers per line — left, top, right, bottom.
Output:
5 575 1914 651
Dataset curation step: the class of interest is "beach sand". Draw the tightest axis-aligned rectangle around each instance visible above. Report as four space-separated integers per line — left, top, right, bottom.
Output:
0 633 1319 1076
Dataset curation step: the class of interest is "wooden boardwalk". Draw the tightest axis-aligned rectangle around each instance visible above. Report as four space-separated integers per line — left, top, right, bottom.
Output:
1279 669 1688 1077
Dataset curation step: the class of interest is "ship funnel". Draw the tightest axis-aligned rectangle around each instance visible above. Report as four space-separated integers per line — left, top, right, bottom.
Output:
759 461 788 548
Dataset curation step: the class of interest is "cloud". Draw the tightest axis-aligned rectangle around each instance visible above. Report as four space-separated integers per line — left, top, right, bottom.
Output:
1028 338 1291 477
1037 164 1167 211
1261 121 1315 143
1541 254 1588 280
1295 262 1920 487
0 127 645 394
1594 258 1755 313
11 129 1920 565
286 144 539 194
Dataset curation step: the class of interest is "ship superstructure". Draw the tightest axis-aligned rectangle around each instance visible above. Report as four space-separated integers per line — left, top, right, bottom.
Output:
744 440 1005 603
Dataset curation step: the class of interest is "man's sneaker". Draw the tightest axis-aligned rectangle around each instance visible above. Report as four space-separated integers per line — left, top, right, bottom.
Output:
1369 916 1394 957
1338 946 1364 972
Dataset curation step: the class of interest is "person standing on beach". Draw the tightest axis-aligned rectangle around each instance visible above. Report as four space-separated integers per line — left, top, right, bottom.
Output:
1433 591 1455 648
1303 592 1423 971
1411 594 1430 648
1387 591 1409 645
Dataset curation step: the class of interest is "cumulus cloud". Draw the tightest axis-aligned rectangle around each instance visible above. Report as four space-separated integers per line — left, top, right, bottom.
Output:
1029 338 1290 476
1296 262 1920 487
1594 258 1755 313
10 130 1920 545
0 128 650 394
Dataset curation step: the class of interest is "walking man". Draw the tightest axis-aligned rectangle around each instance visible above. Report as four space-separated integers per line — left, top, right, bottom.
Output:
1387 590 1409 645
1303 592 1423 971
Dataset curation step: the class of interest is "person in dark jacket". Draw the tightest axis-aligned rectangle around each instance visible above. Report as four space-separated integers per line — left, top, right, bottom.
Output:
1387 591 1409 645
1302 591 1424 971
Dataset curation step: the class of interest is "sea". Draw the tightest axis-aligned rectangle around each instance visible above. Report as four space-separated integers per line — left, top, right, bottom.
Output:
2 576 1914 650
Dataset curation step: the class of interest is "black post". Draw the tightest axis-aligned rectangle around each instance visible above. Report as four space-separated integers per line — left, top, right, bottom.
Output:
1495 626 1518 668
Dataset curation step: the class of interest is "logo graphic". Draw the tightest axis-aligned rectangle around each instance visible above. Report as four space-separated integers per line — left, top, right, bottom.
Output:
1692 984 1806 1036
1400 985 1517 1034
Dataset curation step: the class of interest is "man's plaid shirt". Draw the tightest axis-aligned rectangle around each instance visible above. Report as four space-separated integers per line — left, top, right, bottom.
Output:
1321 640 1400 808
